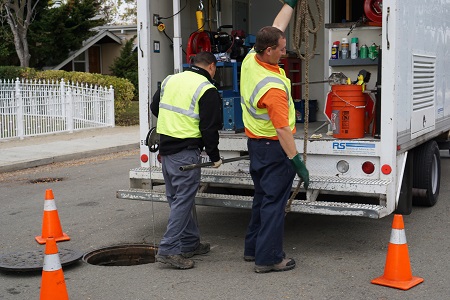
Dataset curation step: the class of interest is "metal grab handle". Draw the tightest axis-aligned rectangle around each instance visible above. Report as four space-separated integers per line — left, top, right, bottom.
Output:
386 7 390 50
138 22 144 57
180 155 249 171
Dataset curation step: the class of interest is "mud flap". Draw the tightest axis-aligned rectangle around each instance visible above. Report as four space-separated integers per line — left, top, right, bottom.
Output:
395 151 413 215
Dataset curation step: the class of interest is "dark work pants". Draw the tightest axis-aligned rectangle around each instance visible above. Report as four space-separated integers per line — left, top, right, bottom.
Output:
158 148 202 256
244 138 296 266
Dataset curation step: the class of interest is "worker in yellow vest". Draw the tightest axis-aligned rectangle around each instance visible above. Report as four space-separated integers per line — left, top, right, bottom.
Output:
241 0 309 273
150 51 223 269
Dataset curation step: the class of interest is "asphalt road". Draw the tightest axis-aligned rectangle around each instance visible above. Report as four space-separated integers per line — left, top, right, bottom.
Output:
0 149 449 300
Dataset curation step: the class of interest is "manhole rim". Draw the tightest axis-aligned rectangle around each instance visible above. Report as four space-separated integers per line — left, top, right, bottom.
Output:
82 243 158 267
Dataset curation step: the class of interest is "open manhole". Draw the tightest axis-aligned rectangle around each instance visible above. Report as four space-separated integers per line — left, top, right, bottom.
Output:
83 244 158 266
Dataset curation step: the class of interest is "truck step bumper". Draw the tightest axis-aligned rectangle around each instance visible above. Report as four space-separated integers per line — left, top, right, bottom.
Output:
130 167 391 194
117 189 389 219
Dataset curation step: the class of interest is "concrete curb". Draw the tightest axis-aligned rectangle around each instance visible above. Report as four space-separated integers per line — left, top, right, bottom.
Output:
0 143 139 173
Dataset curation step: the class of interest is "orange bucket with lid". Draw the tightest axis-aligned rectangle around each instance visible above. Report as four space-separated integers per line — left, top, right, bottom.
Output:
330 85 366 139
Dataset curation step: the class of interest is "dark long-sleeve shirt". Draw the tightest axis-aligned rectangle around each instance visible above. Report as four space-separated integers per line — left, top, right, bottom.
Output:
150 66 222 162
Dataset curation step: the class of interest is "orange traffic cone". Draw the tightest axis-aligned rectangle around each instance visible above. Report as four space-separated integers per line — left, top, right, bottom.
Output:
371 214 424 290
40 237 69 300
35 189 70 244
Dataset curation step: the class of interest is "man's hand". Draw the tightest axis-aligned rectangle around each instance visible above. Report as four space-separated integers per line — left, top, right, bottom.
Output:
290 153 309 189
212 159 222 168
284 0 298 9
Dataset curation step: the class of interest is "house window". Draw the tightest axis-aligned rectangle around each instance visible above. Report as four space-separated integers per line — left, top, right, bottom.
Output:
73 51 87 72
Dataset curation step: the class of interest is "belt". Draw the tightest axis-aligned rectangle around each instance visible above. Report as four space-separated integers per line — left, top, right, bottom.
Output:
249 138 279 142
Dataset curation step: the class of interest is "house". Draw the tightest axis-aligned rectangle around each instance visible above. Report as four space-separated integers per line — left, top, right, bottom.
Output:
52 25 137 75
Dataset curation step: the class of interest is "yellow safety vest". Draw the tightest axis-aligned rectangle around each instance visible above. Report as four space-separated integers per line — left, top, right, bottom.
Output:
240 51 296 138
157 71 216 139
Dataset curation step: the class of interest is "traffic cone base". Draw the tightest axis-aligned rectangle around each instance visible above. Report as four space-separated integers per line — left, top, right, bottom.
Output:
371 214 424 290
36 232 70 244
371 275 424 291
35 189 70 244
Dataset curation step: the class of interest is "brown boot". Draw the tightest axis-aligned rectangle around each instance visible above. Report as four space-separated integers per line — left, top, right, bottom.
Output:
254 258 296 273
182 242 210 258
156 254 194 269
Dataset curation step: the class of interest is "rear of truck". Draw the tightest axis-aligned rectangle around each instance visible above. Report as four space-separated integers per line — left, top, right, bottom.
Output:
118 0 450 219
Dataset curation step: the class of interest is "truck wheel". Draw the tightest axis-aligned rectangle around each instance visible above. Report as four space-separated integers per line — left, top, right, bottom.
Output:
412 140 441 206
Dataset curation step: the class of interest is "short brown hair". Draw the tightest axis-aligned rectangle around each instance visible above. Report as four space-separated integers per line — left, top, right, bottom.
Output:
254 26 285 53
191 51 217 66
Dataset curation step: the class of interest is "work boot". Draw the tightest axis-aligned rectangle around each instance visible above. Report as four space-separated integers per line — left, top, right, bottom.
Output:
254 258 296 273
244 251 285 262
155 254 194 269
244 255 255 262
182 242 210 258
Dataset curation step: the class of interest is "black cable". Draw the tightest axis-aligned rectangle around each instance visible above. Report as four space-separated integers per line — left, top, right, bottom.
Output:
159 0 188 20
189 23 206 37
161 28 188 56
161 29 173 44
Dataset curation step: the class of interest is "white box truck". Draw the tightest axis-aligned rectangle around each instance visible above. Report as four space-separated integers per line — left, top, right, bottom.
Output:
117 0 450 218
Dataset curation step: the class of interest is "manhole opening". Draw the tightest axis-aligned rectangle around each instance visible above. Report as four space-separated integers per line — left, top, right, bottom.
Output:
83 244 157 266
29 177 64 184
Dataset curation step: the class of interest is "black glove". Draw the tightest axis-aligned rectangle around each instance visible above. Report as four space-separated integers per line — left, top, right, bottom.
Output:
290 153 309 189
284 0 298 9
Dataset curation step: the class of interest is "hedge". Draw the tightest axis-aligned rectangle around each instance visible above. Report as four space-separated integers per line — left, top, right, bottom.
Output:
0 66 134 117
0 66 37 80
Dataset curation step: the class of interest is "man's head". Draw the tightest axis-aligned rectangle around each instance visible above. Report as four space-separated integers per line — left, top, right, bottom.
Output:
254 26 286 65
192 51 217 78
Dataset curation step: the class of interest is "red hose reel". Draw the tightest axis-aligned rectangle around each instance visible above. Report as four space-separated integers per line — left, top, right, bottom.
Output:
186 31 211 63
364 0 383 24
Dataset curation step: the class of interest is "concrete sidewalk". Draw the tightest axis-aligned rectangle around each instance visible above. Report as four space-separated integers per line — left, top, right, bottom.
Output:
0 126 140 173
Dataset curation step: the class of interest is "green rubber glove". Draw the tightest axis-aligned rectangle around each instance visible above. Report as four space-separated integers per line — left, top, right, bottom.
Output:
284 0 298 9
290 153 309 189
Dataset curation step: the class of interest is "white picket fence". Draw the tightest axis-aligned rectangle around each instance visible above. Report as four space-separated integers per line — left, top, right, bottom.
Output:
0 78 115 140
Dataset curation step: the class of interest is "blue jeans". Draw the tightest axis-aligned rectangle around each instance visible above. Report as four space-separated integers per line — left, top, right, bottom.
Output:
158 148 202 256
244 138 296 265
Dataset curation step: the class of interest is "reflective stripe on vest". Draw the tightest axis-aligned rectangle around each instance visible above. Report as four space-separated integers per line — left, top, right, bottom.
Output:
159 75 172 101
241 76 290 121
160 81 213 119
240 52 296 137
157 71 215 139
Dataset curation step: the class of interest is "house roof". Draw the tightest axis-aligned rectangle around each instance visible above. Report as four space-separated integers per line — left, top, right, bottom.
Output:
52 30 122 70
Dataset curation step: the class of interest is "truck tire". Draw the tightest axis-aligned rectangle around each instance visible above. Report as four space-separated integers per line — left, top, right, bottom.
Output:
412 140 441 206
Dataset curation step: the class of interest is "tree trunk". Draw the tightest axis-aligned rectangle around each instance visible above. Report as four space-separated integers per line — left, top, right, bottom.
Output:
2 0 39 67
6 16 31 67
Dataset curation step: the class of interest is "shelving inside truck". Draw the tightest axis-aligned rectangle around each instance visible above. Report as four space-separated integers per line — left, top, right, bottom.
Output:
326 24 381 91
324 22 382 139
